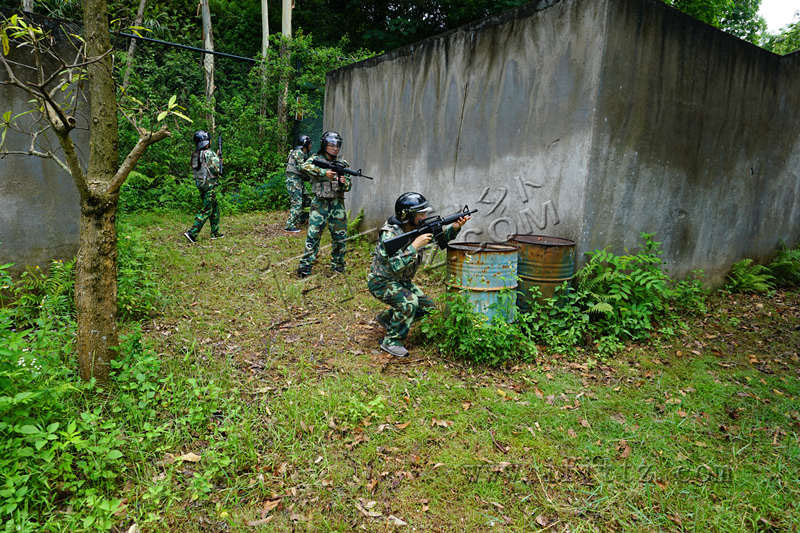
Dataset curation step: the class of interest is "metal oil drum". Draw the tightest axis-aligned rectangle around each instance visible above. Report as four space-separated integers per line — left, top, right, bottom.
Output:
508 234 576 310
446 242 518 322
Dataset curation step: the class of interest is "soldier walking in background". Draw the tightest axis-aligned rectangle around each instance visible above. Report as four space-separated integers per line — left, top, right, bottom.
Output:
368 192 470 357
284 134 312 232
184 130 223 243
296 131 351 277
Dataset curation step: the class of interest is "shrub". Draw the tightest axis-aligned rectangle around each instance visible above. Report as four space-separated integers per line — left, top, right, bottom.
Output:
725 258 775 294
420 291 537 367
10 223 162 328
768 244 800 288
518 233 707 357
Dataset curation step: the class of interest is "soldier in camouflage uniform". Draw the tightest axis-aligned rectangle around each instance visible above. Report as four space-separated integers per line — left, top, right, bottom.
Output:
284 134 312 232
296 131 351 277
368 192 471 357
184 130 223 243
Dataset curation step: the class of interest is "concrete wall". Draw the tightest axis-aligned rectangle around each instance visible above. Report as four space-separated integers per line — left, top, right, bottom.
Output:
326 0 800 285
326 0 607 244
0 17 86 274
585 0 800 282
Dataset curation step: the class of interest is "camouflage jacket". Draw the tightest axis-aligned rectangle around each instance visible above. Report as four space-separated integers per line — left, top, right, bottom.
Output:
369 217 460 282
300 155 351 199
192 148 220 191
285 147 310 178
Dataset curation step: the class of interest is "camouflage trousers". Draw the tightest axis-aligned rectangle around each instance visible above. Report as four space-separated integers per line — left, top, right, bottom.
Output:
188 187 220 238
285 173 310 228
367 276 434 346
299 197 347 270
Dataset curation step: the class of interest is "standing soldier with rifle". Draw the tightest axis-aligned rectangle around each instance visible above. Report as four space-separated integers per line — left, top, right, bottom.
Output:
368 192 472 357
296 131 351 277
284 134 312 233
184 130 224 243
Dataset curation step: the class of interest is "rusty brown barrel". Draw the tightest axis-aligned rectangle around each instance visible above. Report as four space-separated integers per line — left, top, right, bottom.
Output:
508 234 576 310
446 242 518 322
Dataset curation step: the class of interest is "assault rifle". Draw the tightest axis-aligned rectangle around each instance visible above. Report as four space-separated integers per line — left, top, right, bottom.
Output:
383 205 478 256
312 158 374 180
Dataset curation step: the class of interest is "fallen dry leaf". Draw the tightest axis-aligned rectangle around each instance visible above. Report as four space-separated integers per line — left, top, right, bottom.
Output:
395 421 410 430
617 439 631 459
387 515 407 526
567 428 577 439
579 418 591 428
263 498 281 513
247 516 273 527
355 499 382 518
462 401 472 411
535 514 549 527
178 452 201 463
431 419 453 428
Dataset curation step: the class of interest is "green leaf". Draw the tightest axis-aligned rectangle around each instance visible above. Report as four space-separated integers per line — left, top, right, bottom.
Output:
170 110 193 123
18 424 39 435
1 31 8 56
168 94 177 108
157 110 168 122
46 422 59 433
106 449 123 460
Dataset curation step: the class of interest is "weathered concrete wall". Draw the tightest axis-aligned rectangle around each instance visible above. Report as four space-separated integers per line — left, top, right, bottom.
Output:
327 0 607 245
585 0 800 283
326 0 800 285
0 17 86 274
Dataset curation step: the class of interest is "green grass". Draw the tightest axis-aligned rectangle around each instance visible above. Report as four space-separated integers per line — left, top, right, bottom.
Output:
10 210 799 531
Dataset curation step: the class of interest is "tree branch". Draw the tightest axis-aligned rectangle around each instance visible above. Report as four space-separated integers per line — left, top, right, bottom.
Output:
52 129 89 200
1 147 70 176
106 127 170 197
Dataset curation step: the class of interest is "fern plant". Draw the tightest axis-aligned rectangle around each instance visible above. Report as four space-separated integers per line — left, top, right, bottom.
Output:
576 233 671 341
768 245 800 288
725 259 775 294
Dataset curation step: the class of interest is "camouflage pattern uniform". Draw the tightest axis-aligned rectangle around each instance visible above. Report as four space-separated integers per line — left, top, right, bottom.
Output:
367 218 460 346
298 155 351 271
187 148 221 239
285 147 310 228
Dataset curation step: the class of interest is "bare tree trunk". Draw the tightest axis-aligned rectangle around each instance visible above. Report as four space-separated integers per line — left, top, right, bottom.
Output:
259 0 269 138
75 197 118 381
200 0 215 132
122 0 147 91
80 0 121 382
22 0 34 12
276 0 292 144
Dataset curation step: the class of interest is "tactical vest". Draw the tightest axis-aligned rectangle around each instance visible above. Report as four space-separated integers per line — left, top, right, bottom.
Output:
286 148 305 176
192 150 215 191
309 156 348 199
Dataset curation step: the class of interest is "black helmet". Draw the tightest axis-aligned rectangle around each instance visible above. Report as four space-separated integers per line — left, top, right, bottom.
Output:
395 192 432 223
320 131 343 151
193 130 210 150
297 134 312 150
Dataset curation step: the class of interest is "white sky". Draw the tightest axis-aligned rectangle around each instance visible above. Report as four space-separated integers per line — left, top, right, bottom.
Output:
759 0 800 33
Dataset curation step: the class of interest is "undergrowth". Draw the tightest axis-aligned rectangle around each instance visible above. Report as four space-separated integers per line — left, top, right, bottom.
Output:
9 222 163 328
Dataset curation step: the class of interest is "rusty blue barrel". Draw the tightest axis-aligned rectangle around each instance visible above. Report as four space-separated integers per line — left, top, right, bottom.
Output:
508 234 576 310
446 242 518 322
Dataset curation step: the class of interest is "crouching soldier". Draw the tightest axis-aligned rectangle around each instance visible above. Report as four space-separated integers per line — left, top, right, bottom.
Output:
367 192 470 357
